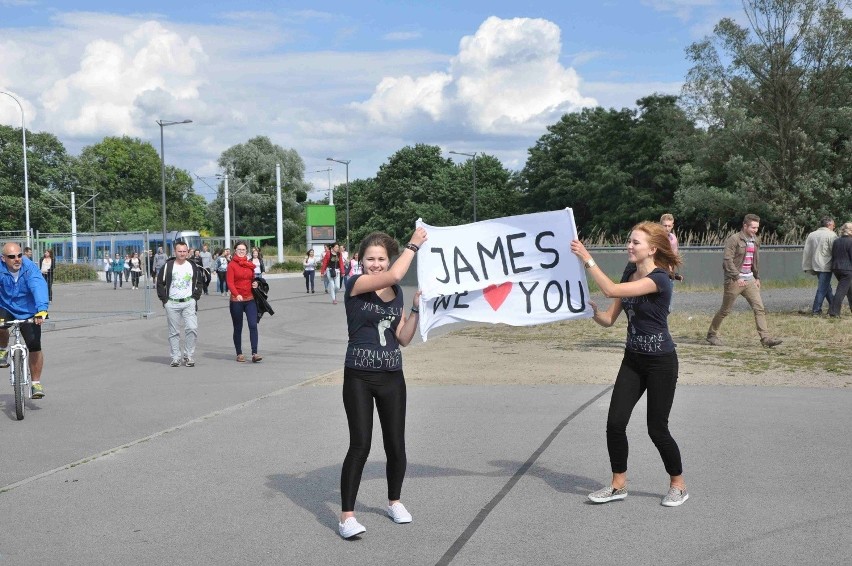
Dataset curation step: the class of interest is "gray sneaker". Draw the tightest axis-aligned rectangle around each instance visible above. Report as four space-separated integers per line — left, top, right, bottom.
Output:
588 485 628 503
185 358 195 367
706 335 723 346
661 487 689 507
170 359 181 367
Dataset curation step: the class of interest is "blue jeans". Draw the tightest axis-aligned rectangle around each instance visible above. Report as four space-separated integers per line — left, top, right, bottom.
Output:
811 271 834 313
229 299 259 355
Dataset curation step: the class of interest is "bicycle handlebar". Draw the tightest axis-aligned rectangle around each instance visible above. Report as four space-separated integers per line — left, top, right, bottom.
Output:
0 318 37 326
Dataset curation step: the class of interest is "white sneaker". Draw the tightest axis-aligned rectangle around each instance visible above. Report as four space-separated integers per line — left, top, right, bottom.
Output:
387 502 412 524
338 517 366 539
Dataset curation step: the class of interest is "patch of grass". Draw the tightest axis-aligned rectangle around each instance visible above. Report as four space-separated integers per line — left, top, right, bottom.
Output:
456 310 851 376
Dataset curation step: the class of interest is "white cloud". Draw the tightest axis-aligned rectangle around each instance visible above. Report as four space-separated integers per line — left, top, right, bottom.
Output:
352 16 596 136
39 20 206 136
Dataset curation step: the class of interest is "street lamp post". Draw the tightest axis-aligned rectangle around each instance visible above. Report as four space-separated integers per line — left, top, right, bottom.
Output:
156 119 192 254
326 157 350 250
1 91 31 247
449 150 477 222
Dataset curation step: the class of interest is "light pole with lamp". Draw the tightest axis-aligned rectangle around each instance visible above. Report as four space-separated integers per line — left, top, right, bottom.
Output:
157 119 192 254
1 91 31 247
326 157 350 250
449 150 477 222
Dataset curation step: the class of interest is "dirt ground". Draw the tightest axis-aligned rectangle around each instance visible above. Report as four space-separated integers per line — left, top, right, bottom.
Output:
311 333 852 388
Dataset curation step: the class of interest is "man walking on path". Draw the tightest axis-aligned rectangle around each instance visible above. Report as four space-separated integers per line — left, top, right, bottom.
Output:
156 242 205 367
706 214 782 348
801 217 837 315
153 247 167 280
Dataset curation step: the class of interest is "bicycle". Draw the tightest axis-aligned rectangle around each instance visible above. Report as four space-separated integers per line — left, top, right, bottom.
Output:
2 318 34 421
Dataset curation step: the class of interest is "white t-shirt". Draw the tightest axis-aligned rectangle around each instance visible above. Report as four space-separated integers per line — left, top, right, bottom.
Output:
169 261 194 300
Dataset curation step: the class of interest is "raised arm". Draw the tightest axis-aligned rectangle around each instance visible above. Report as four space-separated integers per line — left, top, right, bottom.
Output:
350 228 428 296
570 240 658 298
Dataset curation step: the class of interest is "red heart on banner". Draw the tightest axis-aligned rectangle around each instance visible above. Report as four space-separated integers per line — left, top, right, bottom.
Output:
483 282 512 311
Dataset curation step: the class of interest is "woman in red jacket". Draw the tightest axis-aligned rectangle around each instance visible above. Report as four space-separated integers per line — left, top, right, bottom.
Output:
226 241 262 362
320 241 346 304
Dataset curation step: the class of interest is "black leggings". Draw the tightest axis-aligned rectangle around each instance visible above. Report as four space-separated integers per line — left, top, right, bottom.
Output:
607 351 683 476
340 367 407 512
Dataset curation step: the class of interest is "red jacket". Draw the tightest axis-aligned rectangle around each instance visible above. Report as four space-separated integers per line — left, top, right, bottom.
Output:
227 255 255 299
320 250 346 276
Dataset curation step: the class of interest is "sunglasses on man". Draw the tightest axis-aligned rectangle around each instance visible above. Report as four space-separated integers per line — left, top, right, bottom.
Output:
5 253 23 259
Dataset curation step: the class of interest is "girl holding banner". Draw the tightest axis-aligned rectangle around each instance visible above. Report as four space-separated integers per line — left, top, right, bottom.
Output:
570 221 689 507
337 227 427 539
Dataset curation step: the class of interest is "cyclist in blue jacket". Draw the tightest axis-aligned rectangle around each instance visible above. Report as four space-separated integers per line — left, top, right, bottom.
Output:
0 242 49 398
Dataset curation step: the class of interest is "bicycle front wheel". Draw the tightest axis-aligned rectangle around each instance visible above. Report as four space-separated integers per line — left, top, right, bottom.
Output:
13 349 25 421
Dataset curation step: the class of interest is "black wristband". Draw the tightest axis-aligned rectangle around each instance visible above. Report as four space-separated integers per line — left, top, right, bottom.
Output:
405 243 419 253
410 306 419 314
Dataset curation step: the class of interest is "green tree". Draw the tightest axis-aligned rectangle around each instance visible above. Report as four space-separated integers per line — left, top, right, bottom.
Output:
682 0 852 231
522 95 696 235
342 144 518 249
76 136 208 233
0 125 73 232
209 136 310 243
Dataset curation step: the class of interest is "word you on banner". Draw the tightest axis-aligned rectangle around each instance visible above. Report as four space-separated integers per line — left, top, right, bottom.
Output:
416 209 592 340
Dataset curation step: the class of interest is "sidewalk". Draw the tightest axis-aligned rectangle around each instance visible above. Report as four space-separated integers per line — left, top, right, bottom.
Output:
1 277 849 565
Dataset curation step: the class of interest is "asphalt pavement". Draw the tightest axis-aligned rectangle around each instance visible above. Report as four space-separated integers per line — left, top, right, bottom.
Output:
0 276 849 565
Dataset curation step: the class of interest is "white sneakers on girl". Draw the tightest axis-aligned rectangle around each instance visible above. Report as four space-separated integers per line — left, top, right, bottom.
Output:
338 517 366 539
387 502 412 523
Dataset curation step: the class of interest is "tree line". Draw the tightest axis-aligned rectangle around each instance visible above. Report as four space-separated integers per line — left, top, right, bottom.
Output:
1 0 850 246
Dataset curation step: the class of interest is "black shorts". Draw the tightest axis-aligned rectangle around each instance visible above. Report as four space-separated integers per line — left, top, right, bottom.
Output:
0 308 42 352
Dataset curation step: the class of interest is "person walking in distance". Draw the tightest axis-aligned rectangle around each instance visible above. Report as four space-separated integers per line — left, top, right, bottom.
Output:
801 217 837 315
156 241 205 367
322 244 330 294
39 249 54 302
199 244 213 295
227 242 262 363
571 222 689 507
111 253 125 289
337 228 428 539
303 249 317 293
153 246 167 280
706 214 782 348
0 242 50 399
123 254 132 283
129 252 143 289
828 222 852 318
215 248 230 296
660 213 684 282
104 254 112 283
321 242 345 304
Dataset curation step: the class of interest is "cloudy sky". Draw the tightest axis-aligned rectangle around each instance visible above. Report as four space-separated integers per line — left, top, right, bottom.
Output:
0 0 742 200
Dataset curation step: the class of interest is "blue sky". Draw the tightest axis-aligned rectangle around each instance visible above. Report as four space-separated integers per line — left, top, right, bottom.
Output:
0 0 743 200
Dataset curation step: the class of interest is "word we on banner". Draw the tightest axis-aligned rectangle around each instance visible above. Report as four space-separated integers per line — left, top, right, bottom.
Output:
416 209 591 340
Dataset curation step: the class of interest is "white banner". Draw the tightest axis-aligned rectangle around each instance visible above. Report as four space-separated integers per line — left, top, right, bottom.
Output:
416 209 592 340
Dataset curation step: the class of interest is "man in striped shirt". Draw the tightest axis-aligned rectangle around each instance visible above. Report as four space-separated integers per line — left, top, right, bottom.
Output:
706 214 782 348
